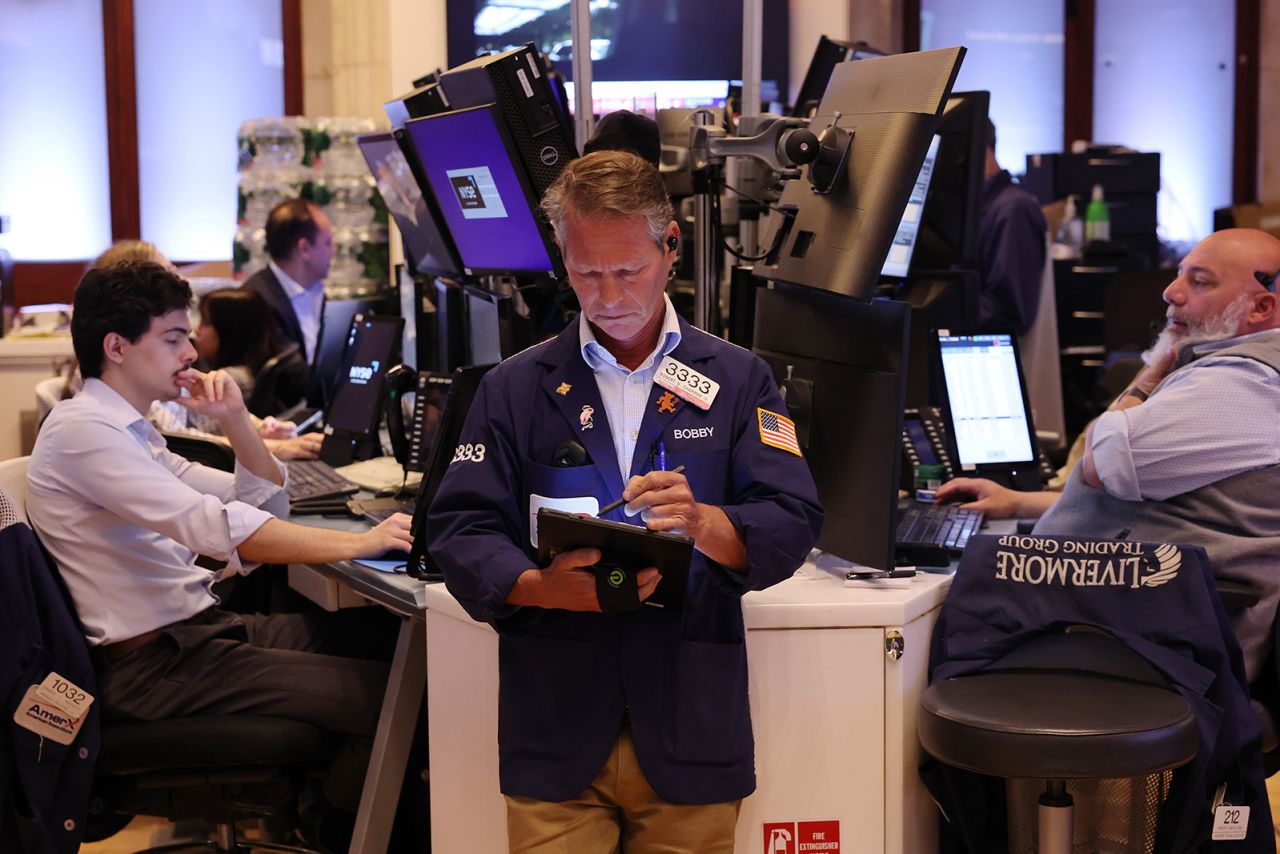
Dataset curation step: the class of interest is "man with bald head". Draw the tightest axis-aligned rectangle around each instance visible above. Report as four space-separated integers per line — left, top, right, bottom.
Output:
945 228 1280 681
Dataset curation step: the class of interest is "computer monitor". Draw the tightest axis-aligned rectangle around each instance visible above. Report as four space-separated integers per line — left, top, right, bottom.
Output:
790 35 885 119
403 105 561 278
464 285 531 364
880 134 941 279
405 363 497 580
320 314 406 466
406 371 454 474
312 296 388 407
932 329 1042 491
910 91 990 271
754 47 965 303
752 284 910 570
356 131 462 279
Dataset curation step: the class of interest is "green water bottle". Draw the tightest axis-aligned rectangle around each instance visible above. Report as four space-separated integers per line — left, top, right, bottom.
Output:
1084 183 1111 243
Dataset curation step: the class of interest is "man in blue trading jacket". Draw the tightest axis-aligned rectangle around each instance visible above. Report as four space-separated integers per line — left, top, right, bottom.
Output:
426 150 823 852
978 117 1048 334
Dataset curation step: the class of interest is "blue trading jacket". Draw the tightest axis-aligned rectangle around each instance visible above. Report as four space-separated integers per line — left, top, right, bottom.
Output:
0 501 99 854
926 534 1273 854
427 316 823 805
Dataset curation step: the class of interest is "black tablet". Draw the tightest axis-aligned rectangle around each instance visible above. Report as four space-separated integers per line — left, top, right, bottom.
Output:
535 509 694 610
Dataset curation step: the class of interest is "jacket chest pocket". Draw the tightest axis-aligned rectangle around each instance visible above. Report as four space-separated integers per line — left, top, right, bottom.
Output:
525 461 607 548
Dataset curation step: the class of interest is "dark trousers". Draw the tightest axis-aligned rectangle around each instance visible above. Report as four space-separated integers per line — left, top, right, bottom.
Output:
94 606 396 811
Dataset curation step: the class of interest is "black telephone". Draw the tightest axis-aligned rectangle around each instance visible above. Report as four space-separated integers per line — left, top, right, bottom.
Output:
900 407 955 486
385 367 455 474
901 406 1056 489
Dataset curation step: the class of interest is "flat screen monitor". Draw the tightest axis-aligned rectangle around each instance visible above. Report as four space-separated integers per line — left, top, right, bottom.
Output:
406 363 497 580
320 314 405 466
933 330 1041 490
752 284 910 570
403 105 558 277
356 131 462 279
463 285 531 364
791 35 885 119
312 296 388 408
911 91 989 271
447 0 789 96
880 133 941 279
755 47 965 302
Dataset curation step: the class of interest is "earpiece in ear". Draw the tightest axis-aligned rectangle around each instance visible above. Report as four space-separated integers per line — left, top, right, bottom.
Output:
1254 268 1280 292
667 236 678 252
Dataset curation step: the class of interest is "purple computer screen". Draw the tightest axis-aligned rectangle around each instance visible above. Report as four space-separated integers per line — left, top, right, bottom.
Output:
403 106 554 274
356 132 460 277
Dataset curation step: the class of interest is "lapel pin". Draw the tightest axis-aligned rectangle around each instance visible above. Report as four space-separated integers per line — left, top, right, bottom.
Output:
555 382 572 396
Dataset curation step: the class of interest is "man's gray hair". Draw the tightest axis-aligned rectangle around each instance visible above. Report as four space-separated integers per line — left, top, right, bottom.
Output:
540 150 674 247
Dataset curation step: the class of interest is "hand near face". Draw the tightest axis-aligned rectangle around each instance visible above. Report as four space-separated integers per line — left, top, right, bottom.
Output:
175 369 246 421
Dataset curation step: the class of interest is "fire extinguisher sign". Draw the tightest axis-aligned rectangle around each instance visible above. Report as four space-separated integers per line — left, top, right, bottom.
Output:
763 820 840 853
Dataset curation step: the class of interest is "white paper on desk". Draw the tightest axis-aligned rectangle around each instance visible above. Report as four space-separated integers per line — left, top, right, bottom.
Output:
529 494 599 548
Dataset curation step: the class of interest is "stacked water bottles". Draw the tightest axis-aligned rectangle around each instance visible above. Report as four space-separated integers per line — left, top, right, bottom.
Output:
235 116 390 297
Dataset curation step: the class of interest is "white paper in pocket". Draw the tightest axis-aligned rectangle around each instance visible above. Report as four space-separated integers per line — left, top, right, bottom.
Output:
529 493 600 548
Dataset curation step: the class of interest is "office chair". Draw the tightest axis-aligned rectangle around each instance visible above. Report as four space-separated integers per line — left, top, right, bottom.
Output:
246 344 309 419
0 457 330 853
919 534 1270 854
162 432 237 472
34 376 66 426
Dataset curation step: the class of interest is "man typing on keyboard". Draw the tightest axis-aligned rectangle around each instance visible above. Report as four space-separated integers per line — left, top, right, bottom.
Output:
27 260 413 848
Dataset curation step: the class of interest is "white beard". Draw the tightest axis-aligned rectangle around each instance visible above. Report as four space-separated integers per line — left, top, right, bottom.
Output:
1142 293 1253 367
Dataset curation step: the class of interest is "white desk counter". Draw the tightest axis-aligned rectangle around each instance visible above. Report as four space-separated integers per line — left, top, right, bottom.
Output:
424 556 955 854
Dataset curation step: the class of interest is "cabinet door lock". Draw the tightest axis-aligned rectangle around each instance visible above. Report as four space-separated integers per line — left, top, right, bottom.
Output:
885 629 904 661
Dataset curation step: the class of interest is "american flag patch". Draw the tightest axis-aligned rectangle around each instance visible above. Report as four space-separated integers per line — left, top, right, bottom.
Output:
757 408 801 456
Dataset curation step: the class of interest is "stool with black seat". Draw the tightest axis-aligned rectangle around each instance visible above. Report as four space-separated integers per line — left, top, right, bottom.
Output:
919 534 1273 854
919 627 1199 854
0 456 330 853
87 715 335 852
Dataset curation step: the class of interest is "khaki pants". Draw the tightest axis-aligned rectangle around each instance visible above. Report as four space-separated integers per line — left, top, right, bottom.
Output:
505 725 741 854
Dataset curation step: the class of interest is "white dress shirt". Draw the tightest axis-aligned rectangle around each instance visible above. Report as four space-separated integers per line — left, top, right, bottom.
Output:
269 259 324 362
578 294 683 481
27 379 287 645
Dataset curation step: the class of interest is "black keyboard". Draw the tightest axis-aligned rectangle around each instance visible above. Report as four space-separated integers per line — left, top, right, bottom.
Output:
286 460 360 503
895 504 985 566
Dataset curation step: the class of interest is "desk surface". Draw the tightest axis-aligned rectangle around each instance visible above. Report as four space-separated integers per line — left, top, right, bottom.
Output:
287 507 427 616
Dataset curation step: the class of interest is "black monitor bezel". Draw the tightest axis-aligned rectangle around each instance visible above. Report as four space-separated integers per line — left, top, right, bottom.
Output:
930 328 1040 475
910 90 989 272
356 129 465 280
403 103 565 280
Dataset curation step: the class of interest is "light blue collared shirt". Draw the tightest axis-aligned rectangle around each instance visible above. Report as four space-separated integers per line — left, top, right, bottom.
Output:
269 259 324 362
27 379 287 645
578 294 682 482
1092 329 1280 501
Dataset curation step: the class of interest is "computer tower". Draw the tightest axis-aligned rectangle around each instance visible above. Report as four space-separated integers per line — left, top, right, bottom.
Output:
384 81 451 130
438 44 578 196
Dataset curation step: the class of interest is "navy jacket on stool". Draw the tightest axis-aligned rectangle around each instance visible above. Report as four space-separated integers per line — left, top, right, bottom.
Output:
426 317 823 805
926 534 1273 854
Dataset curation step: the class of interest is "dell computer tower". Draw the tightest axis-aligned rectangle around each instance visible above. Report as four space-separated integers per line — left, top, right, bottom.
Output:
437 44 577 196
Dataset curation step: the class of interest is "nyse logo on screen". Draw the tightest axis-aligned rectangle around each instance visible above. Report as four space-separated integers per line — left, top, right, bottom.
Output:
450 175 485 210
445 166 510 220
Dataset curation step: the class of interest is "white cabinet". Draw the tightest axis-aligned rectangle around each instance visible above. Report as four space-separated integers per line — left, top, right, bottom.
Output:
424 560 951 854
0 336 74 459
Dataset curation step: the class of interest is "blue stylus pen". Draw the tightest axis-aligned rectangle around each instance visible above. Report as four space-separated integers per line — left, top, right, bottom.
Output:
657 441 667 472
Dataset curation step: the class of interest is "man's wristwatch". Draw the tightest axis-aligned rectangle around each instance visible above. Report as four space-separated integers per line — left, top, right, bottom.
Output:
1124 387 1150 402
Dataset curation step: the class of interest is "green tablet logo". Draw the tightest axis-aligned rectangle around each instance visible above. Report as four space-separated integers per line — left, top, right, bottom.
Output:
608 569 626 588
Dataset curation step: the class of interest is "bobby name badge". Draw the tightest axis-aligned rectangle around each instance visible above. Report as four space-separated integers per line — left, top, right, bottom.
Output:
654 356 719 411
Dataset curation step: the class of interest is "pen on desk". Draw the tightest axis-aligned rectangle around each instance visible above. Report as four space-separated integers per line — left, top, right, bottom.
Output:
597 464 686 517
